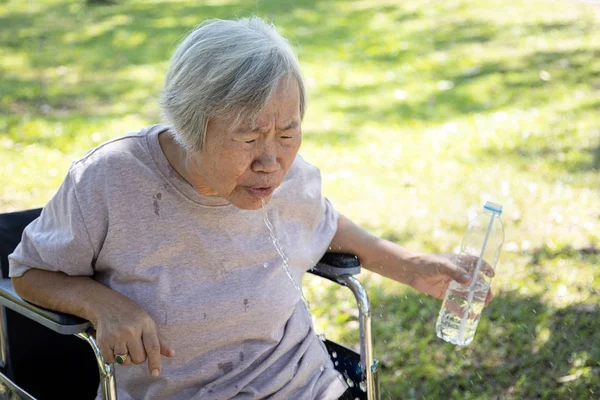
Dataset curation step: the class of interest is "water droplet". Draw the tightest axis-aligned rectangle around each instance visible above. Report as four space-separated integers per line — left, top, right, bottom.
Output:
332 351 337 358
263 262 268 268
334 361 339 366
346 378 354 387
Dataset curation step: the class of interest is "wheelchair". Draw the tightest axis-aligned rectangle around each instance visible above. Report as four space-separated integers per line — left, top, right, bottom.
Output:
0 209 380 400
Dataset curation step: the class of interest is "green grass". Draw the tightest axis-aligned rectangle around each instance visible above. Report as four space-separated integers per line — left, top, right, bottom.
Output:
1 0 599 398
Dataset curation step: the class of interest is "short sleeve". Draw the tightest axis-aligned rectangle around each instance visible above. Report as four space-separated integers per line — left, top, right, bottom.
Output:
276 156 341 268
300 161 339 264
8 169 97 278
309 195 339 264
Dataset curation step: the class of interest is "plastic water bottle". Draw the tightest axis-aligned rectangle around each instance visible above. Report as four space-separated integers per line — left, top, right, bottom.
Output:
436 201 504 346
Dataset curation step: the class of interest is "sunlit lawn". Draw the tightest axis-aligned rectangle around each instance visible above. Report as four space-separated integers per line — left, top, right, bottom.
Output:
1 0 599 398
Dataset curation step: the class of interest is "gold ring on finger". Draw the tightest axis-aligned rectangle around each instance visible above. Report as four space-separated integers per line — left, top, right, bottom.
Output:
115 353 128 365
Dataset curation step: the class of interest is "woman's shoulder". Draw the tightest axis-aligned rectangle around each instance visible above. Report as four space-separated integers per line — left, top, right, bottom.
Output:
69 125 165 181
285 154 321 182
277 154 323 203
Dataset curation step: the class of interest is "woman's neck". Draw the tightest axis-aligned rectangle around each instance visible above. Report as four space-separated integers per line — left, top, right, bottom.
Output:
157 130 218 196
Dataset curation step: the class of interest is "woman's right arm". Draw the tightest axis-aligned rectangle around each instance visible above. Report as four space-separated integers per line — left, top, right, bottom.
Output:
12 269 174 377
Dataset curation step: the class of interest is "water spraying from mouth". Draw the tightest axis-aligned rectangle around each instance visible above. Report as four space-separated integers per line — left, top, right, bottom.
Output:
261 199 311 310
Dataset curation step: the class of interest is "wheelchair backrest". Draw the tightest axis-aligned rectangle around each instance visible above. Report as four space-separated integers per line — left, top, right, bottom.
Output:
0 209 99 400
0 209 42 278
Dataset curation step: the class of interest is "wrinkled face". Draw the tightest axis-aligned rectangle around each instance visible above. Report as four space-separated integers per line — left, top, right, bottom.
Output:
189 77 302 210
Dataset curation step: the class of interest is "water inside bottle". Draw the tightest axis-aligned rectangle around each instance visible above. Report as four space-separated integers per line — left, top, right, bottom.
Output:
261 199 311 310
436 279 490 346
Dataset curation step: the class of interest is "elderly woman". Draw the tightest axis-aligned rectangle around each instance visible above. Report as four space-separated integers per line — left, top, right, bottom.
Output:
8 17 485 400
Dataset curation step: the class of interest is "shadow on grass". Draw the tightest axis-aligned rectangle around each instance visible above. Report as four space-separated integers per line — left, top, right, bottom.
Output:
477 137 600 175
323 243 600 399
329 45 600 131
312 239 600 398
530 243 600 265
342 288 600 399
3 0 599 153
0 0 418 148
447 49 600 89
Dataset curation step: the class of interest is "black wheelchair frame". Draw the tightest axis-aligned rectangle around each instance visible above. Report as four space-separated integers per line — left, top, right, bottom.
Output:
0 208 380 400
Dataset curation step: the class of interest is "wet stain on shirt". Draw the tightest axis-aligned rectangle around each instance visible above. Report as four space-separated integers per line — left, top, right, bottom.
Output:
152 192 162 216
218 361 233 374
239 352 244 362
244 299 249 312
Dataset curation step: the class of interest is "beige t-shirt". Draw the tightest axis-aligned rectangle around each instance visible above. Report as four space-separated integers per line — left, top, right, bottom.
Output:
9 125 348 399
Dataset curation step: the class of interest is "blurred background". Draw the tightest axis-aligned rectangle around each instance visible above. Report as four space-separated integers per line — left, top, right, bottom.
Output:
1 0 599 398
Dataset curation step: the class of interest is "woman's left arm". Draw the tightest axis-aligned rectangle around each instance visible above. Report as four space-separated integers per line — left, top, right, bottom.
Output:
328 214 479 300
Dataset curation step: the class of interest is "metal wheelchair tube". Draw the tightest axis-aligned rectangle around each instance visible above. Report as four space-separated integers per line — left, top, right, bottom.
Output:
0 306 9 368
339 275 380 400
76 330 117 400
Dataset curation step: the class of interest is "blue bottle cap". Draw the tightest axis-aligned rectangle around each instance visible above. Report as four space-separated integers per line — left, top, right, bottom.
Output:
484 201 503 214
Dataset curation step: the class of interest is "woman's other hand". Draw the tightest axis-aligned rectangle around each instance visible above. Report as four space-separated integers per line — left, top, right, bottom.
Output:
410 253 494 305
328 214 494 305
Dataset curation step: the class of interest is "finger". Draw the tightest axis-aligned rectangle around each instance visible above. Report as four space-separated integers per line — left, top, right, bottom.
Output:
469 256 495 278
113 343 131 366
456 255 496 279
143 329 163 377
446 260 471 285
480 260 495 278
159 335 176 358
160 339 175 357
127 337 147 365
444 295 478 319
99 341 115 364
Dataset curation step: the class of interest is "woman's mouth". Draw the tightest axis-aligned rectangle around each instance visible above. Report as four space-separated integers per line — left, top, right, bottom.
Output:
245 186 275 198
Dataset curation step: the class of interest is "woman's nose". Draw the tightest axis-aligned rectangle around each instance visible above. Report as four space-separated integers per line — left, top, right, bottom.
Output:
252 143 279 173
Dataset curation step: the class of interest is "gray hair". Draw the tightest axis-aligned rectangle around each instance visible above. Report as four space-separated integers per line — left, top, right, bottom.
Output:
160 17 306 152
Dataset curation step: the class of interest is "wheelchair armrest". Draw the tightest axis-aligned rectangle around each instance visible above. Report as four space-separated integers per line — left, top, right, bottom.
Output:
309 253 361 286
0 279 92 335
